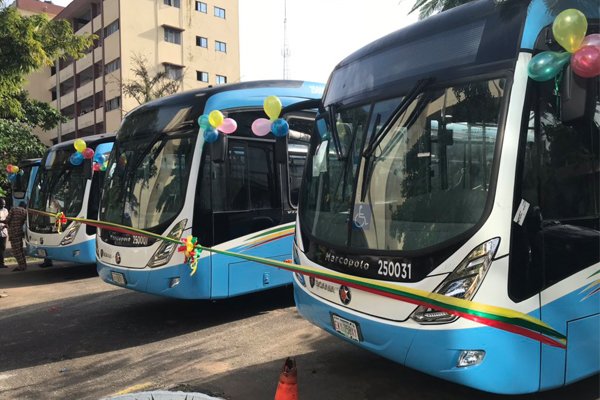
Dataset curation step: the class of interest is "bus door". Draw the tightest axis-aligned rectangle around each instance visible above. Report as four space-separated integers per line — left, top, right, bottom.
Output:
512 73 599 389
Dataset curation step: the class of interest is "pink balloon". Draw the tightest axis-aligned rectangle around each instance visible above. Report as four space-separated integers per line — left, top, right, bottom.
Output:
251 118 272 137
218 118 238 134
581 34 600 49
571 46 600 78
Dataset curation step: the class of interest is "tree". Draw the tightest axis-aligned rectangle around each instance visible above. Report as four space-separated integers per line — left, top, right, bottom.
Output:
0 6 94 122
122 55 182 106
0 5 94 196
0 119 47 193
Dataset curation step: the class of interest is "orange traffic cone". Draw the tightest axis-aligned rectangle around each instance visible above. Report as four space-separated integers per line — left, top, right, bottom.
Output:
274 357 298 400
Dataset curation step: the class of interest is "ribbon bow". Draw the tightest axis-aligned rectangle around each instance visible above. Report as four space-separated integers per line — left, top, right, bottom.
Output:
178 235 202 276
54 212 67 233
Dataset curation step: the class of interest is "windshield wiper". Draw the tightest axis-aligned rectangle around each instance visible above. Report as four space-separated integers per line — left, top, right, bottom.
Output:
362 78 433 159
328 106 344 160
359 78 433 201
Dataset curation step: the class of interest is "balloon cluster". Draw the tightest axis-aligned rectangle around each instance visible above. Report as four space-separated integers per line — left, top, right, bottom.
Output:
70 139 108 171
251 96 289 137
177 235 202 276
54 212 67 233
198 110 238 144
5 164 23 182
528 9 600 81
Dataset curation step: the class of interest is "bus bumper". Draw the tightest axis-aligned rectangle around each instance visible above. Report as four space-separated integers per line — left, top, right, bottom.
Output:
293 282 541 394
97 261 211 299
26 239 96 264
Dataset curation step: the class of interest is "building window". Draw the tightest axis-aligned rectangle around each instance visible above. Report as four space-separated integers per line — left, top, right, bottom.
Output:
106 96 121 112
164 27 182 44
214 6 225 19
216 75 227 85
50 66 56 76
164 0 180 7
165 64 183 80
215 41 227 53
105 58 120 74
197 71 209 82
196 36 208 48
195 1 207 13
51 88 57 101
104 20 119 38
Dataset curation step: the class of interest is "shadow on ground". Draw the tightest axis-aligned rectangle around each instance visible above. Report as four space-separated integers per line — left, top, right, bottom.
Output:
0 262 98 289
0 285 295 373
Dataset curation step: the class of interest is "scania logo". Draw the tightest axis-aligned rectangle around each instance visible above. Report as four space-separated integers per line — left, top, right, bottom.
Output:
40 237 44 245
115 252 121 264
309 276 316 288
339 285 351 305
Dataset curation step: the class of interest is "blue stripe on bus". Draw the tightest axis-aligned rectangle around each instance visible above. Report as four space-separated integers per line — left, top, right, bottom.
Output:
27 238 96 264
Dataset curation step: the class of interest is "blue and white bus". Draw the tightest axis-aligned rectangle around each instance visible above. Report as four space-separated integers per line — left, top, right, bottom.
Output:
96 80 323 299
27 134 115 264
11 158 40 208
292 0 599 394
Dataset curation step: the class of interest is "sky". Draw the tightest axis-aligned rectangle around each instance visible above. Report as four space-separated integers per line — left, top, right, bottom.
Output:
49 0 419 84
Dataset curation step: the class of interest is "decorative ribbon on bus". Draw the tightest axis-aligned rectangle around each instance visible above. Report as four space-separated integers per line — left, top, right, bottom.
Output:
527 10 600 82
28 207 570 349
178 235 202 276
54 212 67 233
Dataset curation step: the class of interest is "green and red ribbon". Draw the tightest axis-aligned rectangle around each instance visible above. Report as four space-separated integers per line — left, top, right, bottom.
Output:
27 208 579 349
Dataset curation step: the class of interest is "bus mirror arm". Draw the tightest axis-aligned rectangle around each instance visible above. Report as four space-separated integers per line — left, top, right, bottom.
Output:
560 65 586 123
275 137 288 164
211 135 228 163
84 158 93 179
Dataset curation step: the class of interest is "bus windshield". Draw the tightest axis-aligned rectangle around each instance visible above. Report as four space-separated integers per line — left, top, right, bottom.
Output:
12 165 34 199
100 103 198 232
29 149 87 232
301 78 505 251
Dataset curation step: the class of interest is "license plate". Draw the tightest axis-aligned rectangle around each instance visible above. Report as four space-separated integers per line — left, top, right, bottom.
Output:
111 271 126 286
37 248 47 257
331 313 362 342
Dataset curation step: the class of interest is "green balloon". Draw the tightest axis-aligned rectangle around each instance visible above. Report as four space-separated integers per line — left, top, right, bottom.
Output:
528 51 571 81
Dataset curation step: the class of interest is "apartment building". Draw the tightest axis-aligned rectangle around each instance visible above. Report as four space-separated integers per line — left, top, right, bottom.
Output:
20 0 240 145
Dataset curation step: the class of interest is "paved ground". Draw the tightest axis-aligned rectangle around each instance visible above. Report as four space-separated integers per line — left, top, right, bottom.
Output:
0 263 598 400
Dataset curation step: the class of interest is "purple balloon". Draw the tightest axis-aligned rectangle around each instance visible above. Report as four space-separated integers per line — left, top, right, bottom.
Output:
581 34 600 50
251 118 271 137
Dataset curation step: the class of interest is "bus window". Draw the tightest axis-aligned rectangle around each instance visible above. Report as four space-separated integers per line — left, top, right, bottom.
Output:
287 115 313 208
213 140 278 211
510 77 599 301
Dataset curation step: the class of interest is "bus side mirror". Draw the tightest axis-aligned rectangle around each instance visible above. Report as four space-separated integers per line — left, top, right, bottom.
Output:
560 65 586 123
275 138 288 164
211 135 228 163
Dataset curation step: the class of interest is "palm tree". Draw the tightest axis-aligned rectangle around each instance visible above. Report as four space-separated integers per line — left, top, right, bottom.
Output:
122 55 181 106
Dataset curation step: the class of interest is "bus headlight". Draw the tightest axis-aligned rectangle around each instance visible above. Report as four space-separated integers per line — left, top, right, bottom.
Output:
147 219 187 268
60 222 81 246
411 237 500 324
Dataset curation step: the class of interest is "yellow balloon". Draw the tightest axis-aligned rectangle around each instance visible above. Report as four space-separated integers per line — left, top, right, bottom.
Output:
12 166 19 174
208 110 224 128
74 138 87 153
553 9 588 53
264 95 282 121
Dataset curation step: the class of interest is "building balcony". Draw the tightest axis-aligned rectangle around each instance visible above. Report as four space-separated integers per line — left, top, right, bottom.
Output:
76 52 93 72
59 91 75 108
158 6 180 29
94 46 103 61
59 65 74 82
104 34 120 63
78 110 95 129
61 118 76 135
95 107 104 123
76 20 92 36
92 14 102 31
77 81 94 101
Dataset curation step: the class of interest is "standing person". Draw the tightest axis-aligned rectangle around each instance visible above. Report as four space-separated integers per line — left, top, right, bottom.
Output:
3 202 28 271
0 199 8 268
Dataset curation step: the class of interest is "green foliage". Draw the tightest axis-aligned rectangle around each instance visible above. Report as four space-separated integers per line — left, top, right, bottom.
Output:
122 55 181 105
0 119 47 195
409 0 474 19
0 6 95 120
